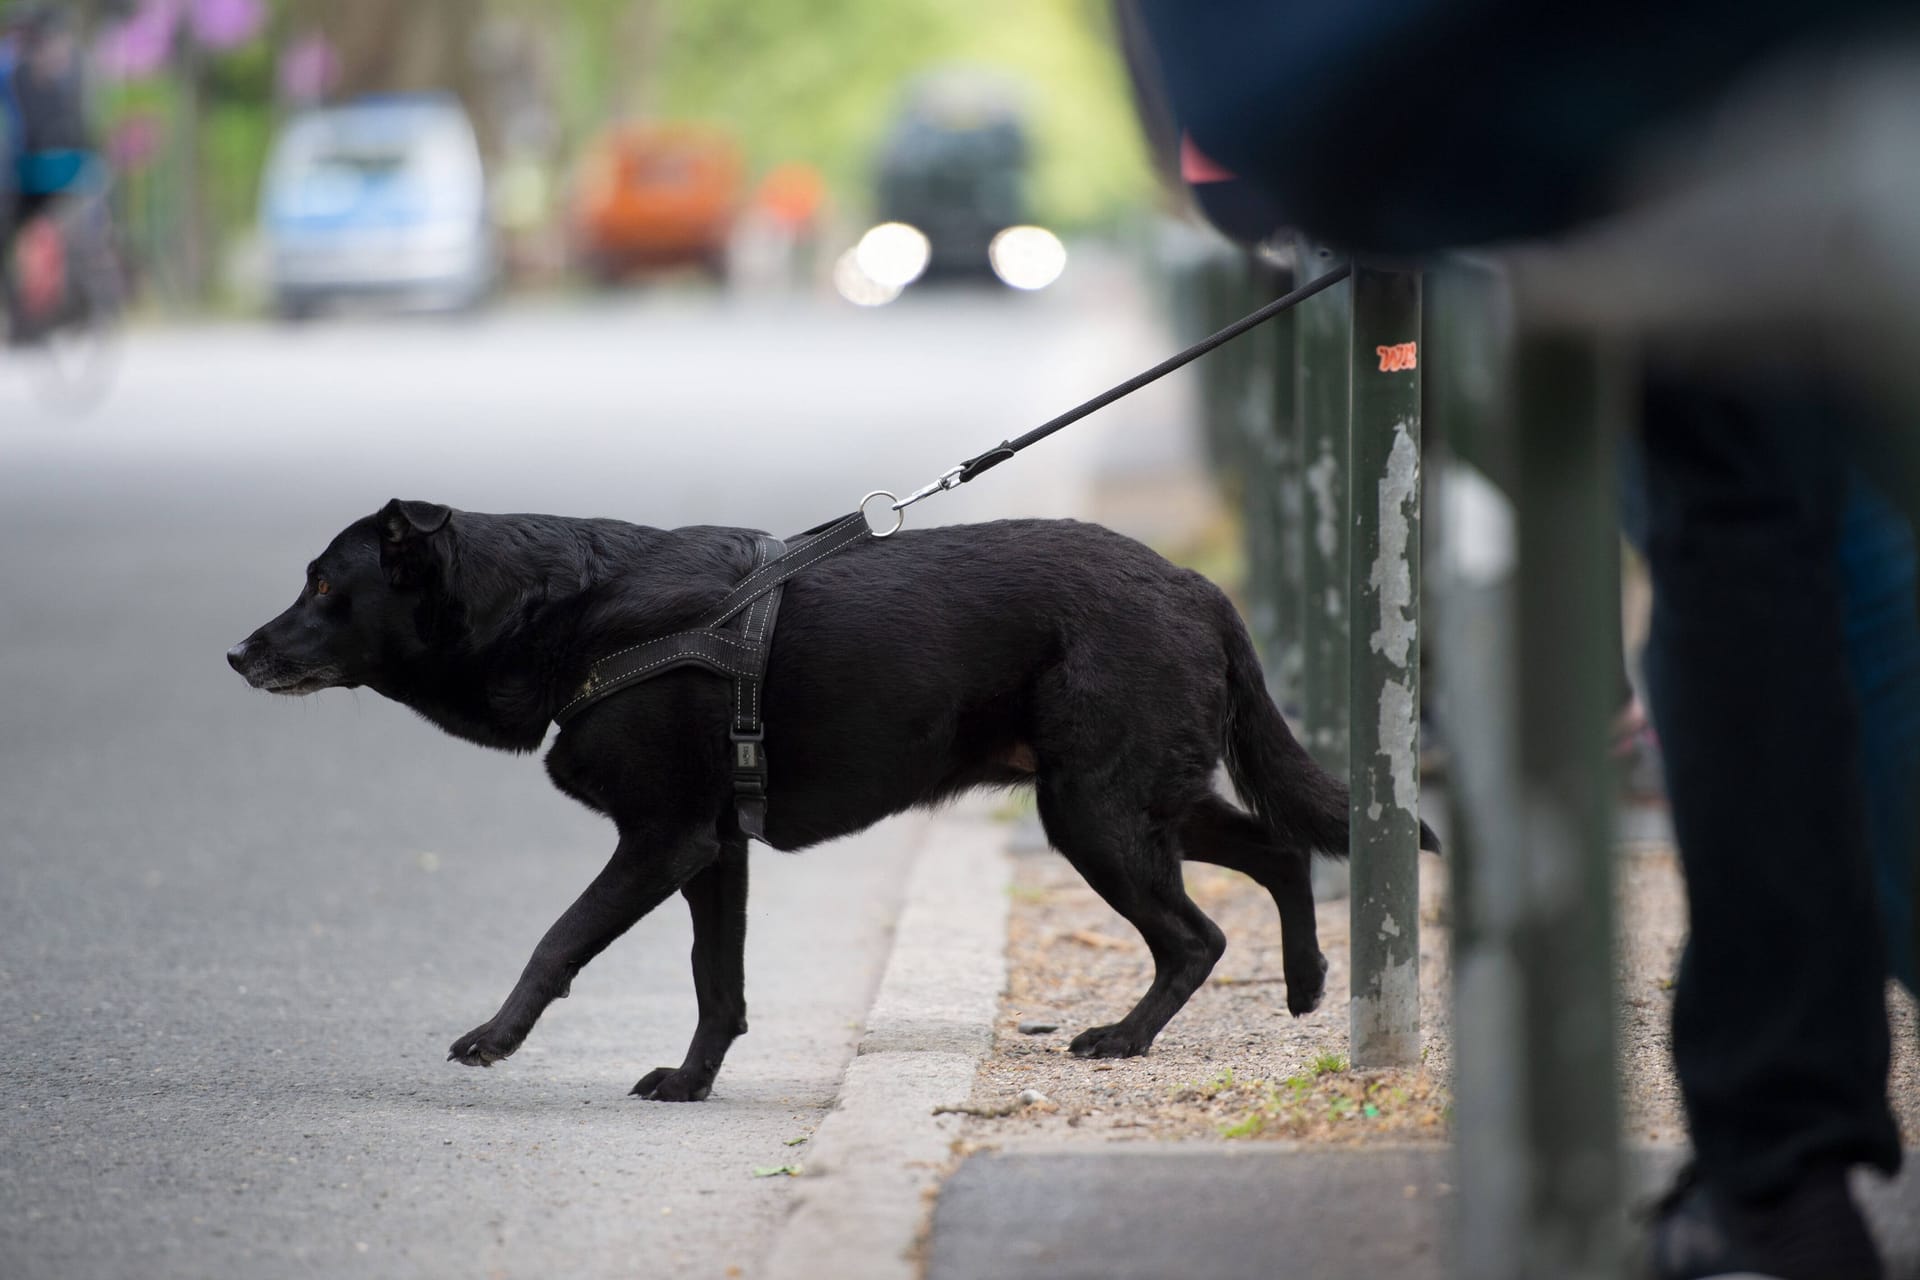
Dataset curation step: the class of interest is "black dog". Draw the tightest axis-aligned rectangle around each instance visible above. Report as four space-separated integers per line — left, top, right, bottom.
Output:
229 499 1437 1101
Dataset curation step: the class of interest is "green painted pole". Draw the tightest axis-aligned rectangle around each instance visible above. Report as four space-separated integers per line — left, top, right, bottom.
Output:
1425 262 1528 1276
1346 264 1423 1067
1295 243 1352 776
1263 248 1304 711
1198 249 1250 473
1234 255 1281 674
1512 333 1624 1278
1439 315 1625 1278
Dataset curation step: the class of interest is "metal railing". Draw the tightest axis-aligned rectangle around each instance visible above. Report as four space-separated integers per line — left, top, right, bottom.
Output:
1186 121 1920 1260
1187 240 1625 1277
1194 240 1430 1074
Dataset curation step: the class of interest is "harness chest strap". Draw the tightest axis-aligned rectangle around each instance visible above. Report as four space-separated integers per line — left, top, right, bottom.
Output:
554 524 869 840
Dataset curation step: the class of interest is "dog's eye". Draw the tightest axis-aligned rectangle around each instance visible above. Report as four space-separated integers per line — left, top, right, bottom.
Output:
314 579 331 596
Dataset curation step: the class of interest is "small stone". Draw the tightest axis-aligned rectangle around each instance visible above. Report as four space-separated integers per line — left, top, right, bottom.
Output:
1017 1089 1049 1107
1016 1020 1060 1035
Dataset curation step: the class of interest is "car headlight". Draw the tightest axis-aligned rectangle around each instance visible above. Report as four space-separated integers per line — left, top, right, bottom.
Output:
988 225 1066 291
854 222 931 289
833 247 903 307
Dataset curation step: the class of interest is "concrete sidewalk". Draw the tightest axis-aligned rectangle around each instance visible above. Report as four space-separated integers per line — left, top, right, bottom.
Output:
924 1147 1920 1280
757 804 1013 1280
785 805 1918 1280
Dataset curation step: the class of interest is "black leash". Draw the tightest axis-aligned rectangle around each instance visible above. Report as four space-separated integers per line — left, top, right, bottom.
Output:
881 260 1353 520
556 262 1354 838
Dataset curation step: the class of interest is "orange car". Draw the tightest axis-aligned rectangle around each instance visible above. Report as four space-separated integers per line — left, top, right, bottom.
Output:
570 124 742 283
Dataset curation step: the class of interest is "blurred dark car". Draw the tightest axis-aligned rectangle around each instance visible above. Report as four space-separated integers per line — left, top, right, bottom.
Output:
570 123 741 284
873 71 1030 280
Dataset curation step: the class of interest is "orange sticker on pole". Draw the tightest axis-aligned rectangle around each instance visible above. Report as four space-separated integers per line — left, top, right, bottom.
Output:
1376 342 1417 373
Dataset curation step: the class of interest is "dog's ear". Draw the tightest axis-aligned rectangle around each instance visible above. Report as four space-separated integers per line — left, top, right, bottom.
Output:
377 499 453 588
380 499 451 541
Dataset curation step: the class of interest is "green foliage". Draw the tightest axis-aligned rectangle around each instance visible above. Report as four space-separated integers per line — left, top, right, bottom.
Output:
1310 1052 1348 1076
1217 1110 1265 1139
204 101 273 234
651 0 1151 230
90 0 1155 308
1181 1067 1235 1099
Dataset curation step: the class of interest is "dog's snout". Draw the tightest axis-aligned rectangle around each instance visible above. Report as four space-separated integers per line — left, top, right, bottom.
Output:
227 640 251 672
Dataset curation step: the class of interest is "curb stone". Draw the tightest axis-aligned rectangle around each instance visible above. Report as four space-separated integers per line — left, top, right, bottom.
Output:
759 803 1012 1280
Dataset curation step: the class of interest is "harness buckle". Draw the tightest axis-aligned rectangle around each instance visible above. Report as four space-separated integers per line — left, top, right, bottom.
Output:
730 728 767 794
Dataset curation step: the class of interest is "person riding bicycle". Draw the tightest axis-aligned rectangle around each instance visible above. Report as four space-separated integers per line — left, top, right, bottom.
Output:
1 3 96 342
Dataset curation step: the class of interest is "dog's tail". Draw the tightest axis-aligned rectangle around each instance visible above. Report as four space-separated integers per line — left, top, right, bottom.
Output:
1218 599 1441 858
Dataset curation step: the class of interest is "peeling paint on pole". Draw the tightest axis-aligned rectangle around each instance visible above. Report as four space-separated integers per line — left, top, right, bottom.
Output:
1347 264 1423 1069
1378 675 1419 817
1368 422 1420 670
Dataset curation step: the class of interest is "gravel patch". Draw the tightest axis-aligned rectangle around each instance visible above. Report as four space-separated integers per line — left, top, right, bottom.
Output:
959 813 1920 1152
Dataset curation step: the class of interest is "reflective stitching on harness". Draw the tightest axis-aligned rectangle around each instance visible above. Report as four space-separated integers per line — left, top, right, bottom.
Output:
735 540 772 729
569 535 796 728
706 517 863 625
580 627 761 677
556 650 750 718
707 524 863 627
750 581 774 644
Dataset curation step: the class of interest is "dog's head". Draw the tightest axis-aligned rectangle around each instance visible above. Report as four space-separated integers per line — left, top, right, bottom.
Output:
227 499 454 695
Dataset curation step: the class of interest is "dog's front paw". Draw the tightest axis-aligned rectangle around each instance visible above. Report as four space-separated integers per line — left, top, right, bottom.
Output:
1285 949 1331 1017
447 1020 523 1068
630 1066 713 1102
1068 1023 1152 1059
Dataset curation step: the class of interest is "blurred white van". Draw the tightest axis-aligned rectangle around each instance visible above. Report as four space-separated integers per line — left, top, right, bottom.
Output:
260 94 494 317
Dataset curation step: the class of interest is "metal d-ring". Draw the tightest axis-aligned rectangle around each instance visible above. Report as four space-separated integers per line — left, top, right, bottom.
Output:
860 490 904 538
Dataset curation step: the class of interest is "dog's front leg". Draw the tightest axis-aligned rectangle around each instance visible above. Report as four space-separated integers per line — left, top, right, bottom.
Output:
632 837 749 1102
448 829 717 1068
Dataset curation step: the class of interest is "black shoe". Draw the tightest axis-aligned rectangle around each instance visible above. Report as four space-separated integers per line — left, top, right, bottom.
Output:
1645 1163 1883 1280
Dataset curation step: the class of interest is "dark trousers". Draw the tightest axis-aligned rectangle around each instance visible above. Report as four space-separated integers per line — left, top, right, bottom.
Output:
1639 367 1903 1199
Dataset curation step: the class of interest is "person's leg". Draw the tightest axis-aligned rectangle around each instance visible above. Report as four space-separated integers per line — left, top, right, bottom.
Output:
1639 365 1899 1273
1838 478 1920 993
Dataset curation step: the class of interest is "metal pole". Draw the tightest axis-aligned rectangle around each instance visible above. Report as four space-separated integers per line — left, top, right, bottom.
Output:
1346 264 1423 1067
1441 315 1625 1278
1296 243 1353 905
1236 254 1282 676
1262 246 1304 712
1197 249 1248 473
1295 241 1351 775
1251 247 1297 710
1513 332 1624 1278
1426 263 1526 1277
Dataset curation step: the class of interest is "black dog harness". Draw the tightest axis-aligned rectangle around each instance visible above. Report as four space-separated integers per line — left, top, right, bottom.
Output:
548 263 1355 841
551 513 872 840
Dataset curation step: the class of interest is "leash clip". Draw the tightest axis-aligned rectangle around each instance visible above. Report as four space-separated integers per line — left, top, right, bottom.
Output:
892 464 965 514
860 464 963 539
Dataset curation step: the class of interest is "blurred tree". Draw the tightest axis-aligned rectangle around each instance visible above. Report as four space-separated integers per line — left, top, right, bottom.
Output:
296 0 487 134
647 0 1151 230
89 0 1152 311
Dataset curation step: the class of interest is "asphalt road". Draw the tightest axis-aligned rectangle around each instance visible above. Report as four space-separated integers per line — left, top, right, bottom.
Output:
0 274 1196 1279
927 1148 1920 1280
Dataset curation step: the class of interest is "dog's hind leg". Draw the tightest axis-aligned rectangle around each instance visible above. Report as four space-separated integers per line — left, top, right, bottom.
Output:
448 826 718 1069
1037 774 1227 1058
632 838 749 1102
1180 794 1328 1016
